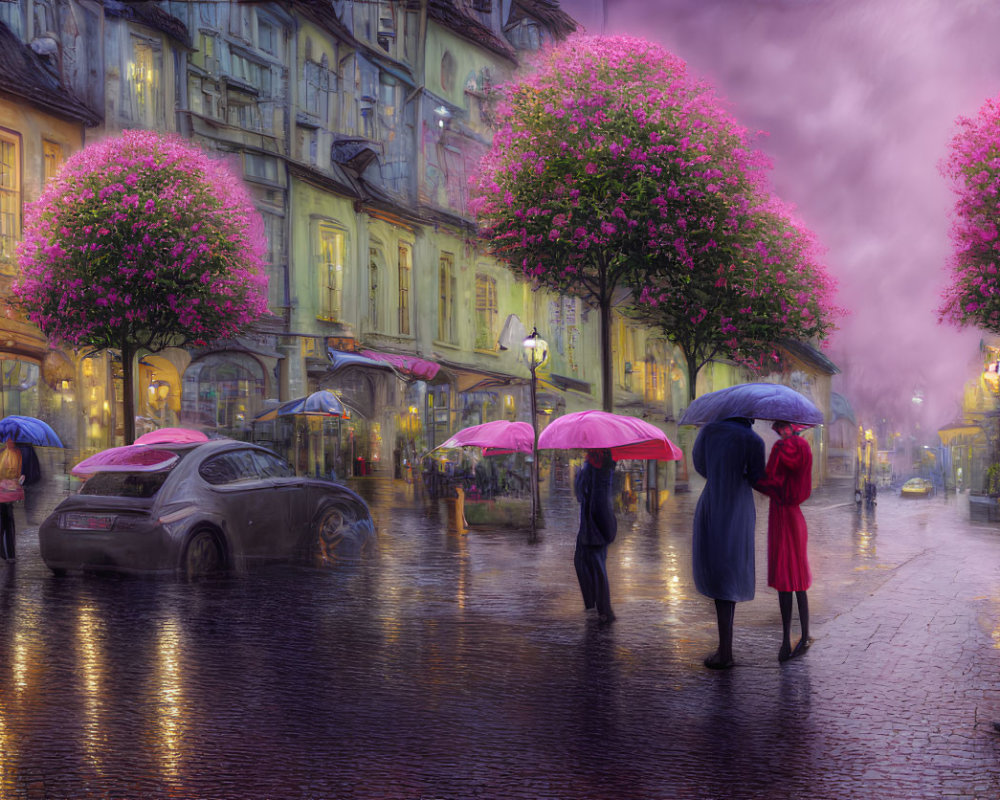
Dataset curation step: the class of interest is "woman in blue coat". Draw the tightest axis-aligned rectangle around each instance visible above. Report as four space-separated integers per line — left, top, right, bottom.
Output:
692 418 766 668
574 449 618 623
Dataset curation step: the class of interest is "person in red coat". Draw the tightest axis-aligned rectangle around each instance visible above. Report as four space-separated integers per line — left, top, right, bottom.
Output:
755 421 813 662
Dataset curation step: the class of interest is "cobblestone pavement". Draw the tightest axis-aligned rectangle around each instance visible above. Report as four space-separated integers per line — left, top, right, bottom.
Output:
0 477 997 799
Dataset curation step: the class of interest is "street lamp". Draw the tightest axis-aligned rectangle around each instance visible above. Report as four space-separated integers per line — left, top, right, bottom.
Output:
523 327 549 534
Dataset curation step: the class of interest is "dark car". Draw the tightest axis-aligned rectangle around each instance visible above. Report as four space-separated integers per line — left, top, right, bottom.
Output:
39 439 375 577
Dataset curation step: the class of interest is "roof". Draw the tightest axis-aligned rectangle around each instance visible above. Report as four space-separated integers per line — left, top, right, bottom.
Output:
103 0 190 46
428 0 517 61
507 0 577 40
0 21 101 126
779 339 841 375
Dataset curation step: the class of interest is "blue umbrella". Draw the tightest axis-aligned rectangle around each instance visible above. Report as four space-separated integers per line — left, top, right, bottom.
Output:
678 383 823 427
253 390 347 422
0 415 64 447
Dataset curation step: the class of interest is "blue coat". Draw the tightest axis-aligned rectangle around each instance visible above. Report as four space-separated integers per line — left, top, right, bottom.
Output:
692 418 766 602
575 461 617 547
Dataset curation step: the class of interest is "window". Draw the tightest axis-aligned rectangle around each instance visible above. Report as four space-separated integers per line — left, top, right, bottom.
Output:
229 3 251 41
257 18 276 55
125 35 164 128
244 153 277 182
368 243 383 332
199 3 218 26
398 242 411 335
181 353 265 432
198 32 218 74
377 1 395 52
0 133 20 269
260 211 285 311
0 2 25 38
645 342 666 404
474 273 497 351
437 253 456 343
42 140 63 182
318 222 346 321
303 56 331 121
251 450 293 478
199 451 261 485
226 90 261 131
0 359 37 417
441 51 455 93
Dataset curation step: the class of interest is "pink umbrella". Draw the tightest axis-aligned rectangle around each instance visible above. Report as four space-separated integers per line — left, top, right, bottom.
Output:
134 427 209 445
434 420 534 455
537 410 683 461
71 445 180 476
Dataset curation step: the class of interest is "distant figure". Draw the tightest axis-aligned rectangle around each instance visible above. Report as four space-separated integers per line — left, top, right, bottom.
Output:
692 418 766 669
755 421 814 662
18 444 41 524
574 449 618 623
0 439 24 560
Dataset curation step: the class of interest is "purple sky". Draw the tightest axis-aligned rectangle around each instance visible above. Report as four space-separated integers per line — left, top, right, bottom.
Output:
559 0 1000 435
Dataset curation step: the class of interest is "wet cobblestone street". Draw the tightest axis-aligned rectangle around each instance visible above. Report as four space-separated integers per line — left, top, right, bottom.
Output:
0 477 998 799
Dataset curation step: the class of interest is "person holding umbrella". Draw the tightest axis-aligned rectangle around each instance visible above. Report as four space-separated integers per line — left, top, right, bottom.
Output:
0 439 24 560
691 417 766 669
754 421 814 662
574 448 618 623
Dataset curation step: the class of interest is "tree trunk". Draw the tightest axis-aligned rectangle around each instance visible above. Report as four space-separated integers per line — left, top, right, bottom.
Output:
600 296 614 412
121 340 136 445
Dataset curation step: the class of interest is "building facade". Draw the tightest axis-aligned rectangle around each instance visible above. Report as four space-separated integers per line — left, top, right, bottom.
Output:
0 0 835 501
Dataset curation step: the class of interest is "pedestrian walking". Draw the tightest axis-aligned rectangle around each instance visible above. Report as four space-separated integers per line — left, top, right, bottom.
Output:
692 417 766 669
574 449 618 623
755 421 814 662
0 438 25 561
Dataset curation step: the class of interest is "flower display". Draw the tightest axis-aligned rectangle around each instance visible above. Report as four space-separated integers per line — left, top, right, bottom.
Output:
940 93 1000 334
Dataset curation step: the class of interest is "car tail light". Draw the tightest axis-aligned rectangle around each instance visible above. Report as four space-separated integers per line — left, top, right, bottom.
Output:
112 514 148 531
62 512 116 531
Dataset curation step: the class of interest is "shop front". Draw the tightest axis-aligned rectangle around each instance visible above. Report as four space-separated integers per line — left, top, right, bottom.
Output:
180 350 274 440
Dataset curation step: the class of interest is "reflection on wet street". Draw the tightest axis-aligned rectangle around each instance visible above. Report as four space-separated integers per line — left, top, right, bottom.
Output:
0 478 998 799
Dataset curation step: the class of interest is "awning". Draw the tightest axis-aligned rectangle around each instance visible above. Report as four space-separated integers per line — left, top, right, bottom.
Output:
327 348 440 382
937 423 986 446
359 350 440 381
440 364 526 393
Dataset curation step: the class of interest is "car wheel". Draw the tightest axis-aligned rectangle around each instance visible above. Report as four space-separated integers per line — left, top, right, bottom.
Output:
311 506 355 567
184 529 223 578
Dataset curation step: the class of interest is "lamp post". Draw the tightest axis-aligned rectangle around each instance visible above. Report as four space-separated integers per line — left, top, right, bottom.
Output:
523 327 548 534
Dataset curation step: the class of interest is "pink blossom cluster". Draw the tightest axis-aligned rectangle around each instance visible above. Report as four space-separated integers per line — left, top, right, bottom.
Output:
940 93 1000 333
472 36 768 278
15 129 268 352
640 198 841 370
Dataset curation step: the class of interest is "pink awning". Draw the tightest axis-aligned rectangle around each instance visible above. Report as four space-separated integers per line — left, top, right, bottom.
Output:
359 350 440 381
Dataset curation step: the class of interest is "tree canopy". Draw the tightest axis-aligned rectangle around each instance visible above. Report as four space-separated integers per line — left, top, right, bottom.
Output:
15 129 269 441
636 200 839 401
940 92 1000 334
472 35 837 409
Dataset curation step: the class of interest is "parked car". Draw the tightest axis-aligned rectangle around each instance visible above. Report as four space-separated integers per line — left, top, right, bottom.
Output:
900 477 935 498
39 439 375 577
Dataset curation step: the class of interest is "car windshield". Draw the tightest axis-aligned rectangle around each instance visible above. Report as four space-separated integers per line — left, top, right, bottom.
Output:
80 469 173 498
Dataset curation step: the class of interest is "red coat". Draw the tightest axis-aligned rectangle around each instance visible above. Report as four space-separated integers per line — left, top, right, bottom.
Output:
755 434 813 591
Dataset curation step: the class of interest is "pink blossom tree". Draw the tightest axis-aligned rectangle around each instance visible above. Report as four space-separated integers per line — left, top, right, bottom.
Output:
636 200 841 403
15 129 269 443
940 93 1000 334
472 35 797 410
